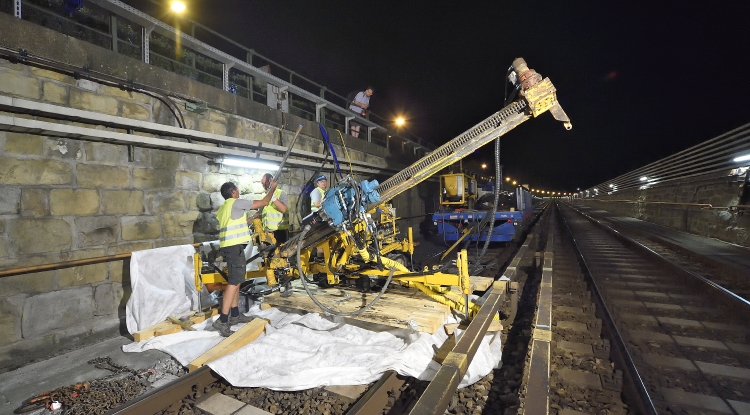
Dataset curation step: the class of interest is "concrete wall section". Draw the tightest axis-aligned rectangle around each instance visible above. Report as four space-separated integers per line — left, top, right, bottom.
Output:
578 170 750 247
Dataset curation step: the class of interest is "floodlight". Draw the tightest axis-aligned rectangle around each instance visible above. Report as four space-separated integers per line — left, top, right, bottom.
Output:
219 157 278 171
734 154 750 163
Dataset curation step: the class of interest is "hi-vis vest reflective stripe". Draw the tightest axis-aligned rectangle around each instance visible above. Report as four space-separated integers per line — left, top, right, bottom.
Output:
262 189 289 230
310 187 326 212
217 198 252 248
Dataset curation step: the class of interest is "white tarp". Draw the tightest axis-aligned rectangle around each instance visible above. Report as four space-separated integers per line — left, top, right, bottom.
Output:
125 244 199 335
123 246 503 390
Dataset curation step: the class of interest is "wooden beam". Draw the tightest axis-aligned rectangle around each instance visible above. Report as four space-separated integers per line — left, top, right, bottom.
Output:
133 309 218 342
189 318 269 372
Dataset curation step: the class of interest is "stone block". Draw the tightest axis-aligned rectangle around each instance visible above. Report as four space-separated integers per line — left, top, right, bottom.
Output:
154 237 194 248
0 72 40 99
84 142 128 164
4 132 44 155
31 67 75 83
235 405 273 415
202 173 228 192
198 119 227 135
58 262 108 288
161 211 200 238
0 157 73 185
151 149 181 169
108 259 130 283
77 164 130 188
99 85 151 104
69 89 118 115
45 138 83 160
121 216 162 241
148 191 186 213
133 168 175 189
210 192 224 211
0 219 4 233
8 218 72 254
21 188 49 217
22 287 94 339
120 101 150 121
193 193 212 211
176 171 201 190
3 271 56 296
180 154 209 172
94 283 123 316
0 311 20 347
193 212 219 235
107 241 152 255
0 187 20 214
49 189 100 216
76 216 119 247
42 81 68 104
101 190 144 215
0 238 8 258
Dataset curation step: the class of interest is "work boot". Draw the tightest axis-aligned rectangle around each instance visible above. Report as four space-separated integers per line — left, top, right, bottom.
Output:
212 319 233 337
228 313 255 325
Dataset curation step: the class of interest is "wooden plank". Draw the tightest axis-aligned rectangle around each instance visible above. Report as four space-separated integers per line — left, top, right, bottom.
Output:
264 290 448 333
189 318 269 372
450 276 495 296
133 309 219 342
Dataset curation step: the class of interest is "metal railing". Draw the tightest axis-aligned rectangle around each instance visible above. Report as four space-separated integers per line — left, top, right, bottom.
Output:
3 0 433 153
579 122 750 198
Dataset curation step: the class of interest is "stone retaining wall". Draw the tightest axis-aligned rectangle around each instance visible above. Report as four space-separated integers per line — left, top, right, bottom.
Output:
0 13 433 372
578 170 749 247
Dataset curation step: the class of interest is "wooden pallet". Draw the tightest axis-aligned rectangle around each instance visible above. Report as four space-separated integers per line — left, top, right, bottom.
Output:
133 309 218 342
262 285 452 334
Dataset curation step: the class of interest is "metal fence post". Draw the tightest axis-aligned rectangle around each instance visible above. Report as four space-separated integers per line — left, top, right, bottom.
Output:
142 26 153 64
316 104 326 123
223 62 234 91
14 0 21 18
110 13 118 53
246 49 254 66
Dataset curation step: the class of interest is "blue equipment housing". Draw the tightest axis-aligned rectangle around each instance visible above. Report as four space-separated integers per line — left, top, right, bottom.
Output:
320 179 381 227
432 186 534 242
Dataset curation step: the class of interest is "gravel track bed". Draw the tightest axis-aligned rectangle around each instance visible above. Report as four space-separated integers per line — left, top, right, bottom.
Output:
549 212 630 415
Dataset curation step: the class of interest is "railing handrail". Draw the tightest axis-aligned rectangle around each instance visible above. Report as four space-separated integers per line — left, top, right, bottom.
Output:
580 122 750 197
8 0 433 151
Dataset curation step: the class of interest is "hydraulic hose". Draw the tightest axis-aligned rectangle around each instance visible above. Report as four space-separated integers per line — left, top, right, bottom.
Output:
297 225 395 316
471 136 501 274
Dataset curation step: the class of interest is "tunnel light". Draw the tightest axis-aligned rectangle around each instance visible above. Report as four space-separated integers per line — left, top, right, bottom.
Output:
640 176 648 181
505 177 511 182
734 154 750 163
219 157 279 171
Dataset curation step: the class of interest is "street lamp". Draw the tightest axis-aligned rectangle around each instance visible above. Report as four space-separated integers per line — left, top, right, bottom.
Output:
481 163 487 169
171 1 186 13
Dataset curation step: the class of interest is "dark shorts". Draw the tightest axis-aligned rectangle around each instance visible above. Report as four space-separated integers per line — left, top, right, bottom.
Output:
350 109 364 129
220 244 247 285
273 229 288 244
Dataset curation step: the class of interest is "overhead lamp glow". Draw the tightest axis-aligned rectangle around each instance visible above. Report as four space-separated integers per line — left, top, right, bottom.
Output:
734 154 750 163
220 157 278 171
171 1 186 13
640 176 648 181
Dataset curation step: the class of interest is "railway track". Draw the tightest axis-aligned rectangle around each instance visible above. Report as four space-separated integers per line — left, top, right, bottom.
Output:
554 202 750 415
99 207 549 415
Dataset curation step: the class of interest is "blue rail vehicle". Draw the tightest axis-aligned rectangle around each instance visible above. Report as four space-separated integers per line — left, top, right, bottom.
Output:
432 174 534 243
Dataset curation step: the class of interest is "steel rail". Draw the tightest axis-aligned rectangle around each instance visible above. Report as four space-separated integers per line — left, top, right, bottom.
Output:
104 366 220 415
556 203 659 415
564 203 750 309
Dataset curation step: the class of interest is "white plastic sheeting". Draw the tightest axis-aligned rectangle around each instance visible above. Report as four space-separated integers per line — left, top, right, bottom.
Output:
123 246 503 390
124 306 502 390
125 245 199 335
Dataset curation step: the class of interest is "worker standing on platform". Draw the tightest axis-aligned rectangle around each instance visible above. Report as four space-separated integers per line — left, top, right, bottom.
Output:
214 180 276 337
349 87 373 138
260 173 289 244
310 175 327 212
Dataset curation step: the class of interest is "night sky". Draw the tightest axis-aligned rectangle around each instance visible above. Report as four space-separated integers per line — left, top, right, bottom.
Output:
125 1 750 193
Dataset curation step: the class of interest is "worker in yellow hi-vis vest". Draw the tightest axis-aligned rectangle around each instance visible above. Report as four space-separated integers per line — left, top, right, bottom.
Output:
310 175 327 212
213 180 276 337
260 173 289 243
